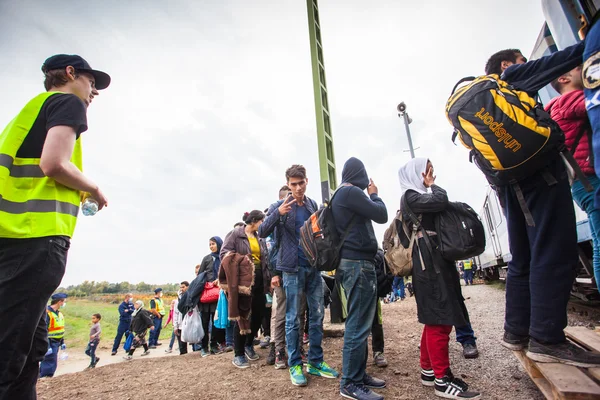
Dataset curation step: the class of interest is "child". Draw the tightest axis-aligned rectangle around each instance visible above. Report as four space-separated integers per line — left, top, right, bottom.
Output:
124 300 154 360
546 66 600 293
85 313 102 370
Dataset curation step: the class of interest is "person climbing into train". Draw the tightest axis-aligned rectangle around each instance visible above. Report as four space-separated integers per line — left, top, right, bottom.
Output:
398 157 481 399
485 45 600 366
546 65 600 294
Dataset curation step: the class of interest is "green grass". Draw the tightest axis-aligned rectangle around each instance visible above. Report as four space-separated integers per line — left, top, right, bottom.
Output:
62 299 172 349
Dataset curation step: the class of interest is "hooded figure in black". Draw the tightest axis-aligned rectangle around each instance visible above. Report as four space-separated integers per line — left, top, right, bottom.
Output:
330 157 389 397
331 157 388 261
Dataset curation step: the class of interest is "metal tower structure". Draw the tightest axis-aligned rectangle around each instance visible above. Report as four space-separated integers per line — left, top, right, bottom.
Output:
306 0 337 203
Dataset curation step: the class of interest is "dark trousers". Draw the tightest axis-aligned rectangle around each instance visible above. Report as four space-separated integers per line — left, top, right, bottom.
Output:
148 317 163 346
463 269 474 285
85 341 98 365
201 311 225 350
262 306 271 337
39 339 61 378
233 271 264 357
175 330 188 355
112 320 131 352
371 300 384 354
455 323 476 346
500 160 577 343
0 236 69 400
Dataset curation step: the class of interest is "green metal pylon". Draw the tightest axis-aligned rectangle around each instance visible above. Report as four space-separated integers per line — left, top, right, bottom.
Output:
306 0 337 204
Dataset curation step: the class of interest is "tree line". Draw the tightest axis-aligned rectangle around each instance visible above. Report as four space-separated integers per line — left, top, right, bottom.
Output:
56 281 180 297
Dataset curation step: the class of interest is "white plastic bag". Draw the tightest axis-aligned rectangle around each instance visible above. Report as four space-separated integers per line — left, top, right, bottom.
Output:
181 306 204 344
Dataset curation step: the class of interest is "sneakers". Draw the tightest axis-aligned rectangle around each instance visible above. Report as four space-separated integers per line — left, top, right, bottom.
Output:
289 365 307 386
275 349 288 369
373 352 388 368
245 346 260 361
306 361 339 379
123 355 133 361
501 331 529 351
421 369 435 387
210 345 223 355
527 338 600 368
266 343 276 365
165 348 173 354
111 351 117 356
223 343 234 353
94 357 100 366
148 345 157 349
232 355 250 369
141 350 150 356
363 374 386 389
303 333 309 344
340 383 383 400
260 336 271 349
200 348 210 358
462 343 479 359
434 371 481 399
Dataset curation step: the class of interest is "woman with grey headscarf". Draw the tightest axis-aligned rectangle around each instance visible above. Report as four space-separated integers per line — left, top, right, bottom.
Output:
398 158 480 400
123 300 154 360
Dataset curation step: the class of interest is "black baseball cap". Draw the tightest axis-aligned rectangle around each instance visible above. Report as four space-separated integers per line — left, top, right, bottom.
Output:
41 54 111 90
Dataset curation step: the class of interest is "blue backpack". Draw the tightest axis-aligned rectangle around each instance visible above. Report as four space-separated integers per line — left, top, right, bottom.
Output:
123 332 133 352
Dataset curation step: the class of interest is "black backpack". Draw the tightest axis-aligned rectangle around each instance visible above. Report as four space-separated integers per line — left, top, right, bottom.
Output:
299 191 356 272
434 202 486 261
374 249 394 298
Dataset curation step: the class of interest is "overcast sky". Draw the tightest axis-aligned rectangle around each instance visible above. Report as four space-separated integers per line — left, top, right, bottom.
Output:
0 0 546 286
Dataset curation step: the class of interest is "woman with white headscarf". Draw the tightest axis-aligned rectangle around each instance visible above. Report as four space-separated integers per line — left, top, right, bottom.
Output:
398 158 480 400
123 300 154 360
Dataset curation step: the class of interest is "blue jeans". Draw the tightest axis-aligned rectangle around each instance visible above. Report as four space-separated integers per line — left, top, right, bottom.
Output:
397 277 405 298
283 265 324 367
112 320 131 352
168 330 176 350
40 339 61 378
85 341 98 365
225 325 234 347
463 269 474 285
455 323 476 346
572 176 600 292
148 317 163 346
338 259 377 387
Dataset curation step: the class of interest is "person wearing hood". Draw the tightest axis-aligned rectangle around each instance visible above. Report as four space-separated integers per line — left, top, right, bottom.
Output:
331 157 388 400
197 236 226 356
124 301 154 360
398 158 480 399
258 164 339 387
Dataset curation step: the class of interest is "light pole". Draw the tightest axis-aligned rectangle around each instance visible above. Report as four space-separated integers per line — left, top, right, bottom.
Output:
397 102 415 159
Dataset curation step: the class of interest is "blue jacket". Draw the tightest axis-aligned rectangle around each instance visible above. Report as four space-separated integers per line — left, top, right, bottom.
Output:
502 41 585 95
259 196 318 273
118 301 135 323
331 157 388 261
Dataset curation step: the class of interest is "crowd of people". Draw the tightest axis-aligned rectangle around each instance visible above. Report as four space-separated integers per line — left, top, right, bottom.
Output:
5 18 600 400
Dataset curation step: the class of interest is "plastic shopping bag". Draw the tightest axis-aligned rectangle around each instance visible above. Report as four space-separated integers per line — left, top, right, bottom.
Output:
123 332 134 352
181 306 204 344
214 289 230 329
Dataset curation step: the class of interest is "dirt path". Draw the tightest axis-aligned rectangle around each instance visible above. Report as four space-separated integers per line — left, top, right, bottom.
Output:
38 283 546 400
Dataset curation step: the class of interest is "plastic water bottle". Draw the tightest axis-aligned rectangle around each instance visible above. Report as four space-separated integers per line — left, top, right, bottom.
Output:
81 198 99 216
59 351 68 361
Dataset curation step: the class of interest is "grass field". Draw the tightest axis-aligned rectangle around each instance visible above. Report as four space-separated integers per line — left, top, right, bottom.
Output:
62 299 174 349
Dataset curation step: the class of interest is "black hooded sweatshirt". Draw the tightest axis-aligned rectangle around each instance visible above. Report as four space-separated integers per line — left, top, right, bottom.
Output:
331 157 388 261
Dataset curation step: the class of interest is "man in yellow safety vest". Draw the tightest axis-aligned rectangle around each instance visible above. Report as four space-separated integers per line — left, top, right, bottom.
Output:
40 293 68 378
0 54 110 400
148 288 166 348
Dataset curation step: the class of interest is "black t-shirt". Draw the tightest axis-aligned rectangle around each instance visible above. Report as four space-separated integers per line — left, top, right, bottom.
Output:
16 93 88 159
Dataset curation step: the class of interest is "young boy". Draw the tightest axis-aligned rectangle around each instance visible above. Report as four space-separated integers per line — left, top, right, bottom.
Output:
546 66 600 293
85 314 102 369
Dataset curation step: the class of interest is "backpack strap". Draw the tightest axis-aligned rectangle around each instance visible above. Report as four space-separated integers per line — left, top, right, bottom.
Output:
450 76 476 95
401 194 440 273
512 183 535 227
335 214 357 255
561 149 594 192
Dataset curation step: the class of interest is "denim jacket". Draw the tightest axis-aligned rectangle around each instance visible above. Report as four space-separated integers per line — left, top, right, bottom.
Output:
258 196 318 273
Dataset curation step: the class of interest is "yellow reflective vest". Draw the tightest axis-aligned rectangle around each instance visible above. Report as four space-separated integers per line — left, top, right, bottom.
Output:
47 307 65 339
152 297 165 316
0 92 83 238
463 260 473 270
